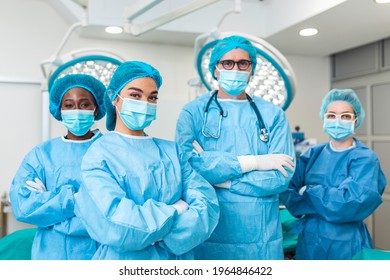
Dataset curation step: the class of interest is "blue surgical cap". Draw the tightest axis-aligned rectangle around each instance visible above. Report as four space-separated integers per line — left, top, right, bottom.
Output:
49 74 106 121
320 88 365 129
209 35 258 80
104 60 163 131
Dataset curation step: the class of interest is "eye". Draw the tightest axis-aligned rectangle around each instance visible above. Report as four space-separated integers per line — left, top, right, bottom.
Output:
325 113 336 119
341 113 354 121
238 60 251 70
129 93 141 99
80 102 93 109
220 60 234 69
224 60 234 67
149 96 158 102
62 103 74 109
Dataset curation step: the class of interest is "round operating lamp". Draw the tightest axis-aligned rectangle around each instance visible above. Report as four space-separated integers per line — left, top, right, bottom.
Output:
47 55 123 91
196 32 296 110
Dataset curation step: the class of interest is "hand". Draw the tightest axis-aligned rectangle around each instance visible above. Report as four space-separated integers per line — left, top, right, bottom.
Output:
73 192 79 201
298 186 307 196
238 154 295 177
171 199 189 215
254 154 295 177
214 181 231 189
192 140 204 154
25 178 47 192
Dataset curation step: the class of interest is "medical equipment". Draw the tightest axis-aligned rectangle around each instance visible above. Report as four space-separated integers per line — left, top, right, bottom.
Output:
292 126 304 145
0 193 11 238
202 90 269 142
46 54 122 89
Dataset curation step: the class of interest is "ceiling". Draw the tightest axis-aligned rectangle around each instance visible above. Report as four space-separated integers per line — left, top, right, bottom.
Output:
50 0 390 57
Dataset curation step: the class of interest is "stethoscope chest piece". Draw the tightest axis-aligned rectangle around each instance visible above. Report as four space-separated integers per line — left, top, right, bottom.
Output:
260 128 269 142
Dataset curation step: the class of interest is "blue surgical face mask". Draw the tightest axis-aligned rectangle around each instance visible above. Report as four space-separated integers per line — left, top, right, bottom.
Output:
117 96 157 130
216 67 249 96
323 118 355 141
61 109 95 136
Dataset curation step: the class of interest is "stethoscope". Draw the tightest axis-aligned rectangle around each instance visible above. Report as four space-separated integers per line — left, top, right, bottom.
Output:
202 90 269 142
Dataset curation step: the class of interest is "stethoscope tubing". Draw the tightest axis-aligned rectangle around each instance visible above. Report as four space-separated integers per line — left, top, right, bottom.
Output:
202 90 269 142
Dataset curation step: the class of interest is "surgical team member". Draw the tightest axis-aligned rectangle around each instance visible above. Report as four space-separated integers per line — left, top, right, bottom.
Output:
9 74 106 259
175 35 295 260
280 89 387 260
74 61 219 260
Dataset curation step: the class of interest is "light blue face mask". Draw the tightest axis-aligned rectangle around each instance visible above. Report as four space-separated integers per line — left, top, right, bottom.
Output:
61 109 95 136
117 97 157 130
323 118 355 141
217 68 250 96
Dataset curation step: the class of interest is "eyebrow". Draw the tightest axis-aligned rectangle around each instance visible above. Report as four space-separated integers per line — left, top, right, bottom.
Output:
327 110 354 114
62 98 93 102
126 87 143 93
126 86 158 95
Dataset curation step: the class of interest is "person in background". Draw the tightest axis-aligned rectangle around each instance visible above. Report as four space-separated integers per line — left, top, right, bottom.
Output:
9 74 106 259
175 35 295 260
280 88 387 260
74 61 219 260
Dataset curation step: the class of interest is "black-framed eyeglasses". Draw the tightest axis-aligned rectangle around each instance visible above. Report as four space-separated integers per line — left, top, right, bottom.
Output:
218 59 252 71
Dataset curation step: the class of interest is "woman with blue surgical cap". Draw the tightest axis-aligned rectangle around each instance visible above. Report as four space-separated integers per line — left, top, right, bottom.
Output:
9 74 106 259
175 35 295 260
280 89 387 260
74 61 219 260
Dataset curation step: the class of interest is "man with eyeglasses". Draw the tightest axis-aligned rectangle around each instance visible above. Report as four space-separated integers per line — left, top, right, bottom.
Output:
280 88 387 260
175 35 295 260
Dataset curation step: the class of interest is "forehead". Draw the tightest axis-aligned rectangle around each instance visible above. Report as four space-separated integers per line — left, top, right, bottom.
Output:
62 87 94 101
326 101 354 113
122 77 158 91
220 48 250 60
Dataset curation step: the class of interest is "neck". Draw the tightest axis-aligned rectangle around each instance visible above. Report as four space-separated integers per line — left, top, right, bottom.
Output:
330 137 354 150
66 130 94 140
115 122 145 136
217 88 247 100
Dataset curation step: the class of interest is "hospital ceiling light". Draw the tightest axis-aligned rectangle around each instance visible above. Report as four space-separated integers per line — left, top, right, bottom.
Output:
375 0 390 3
196 32 297 110
299 28 318 37
105 26 123 34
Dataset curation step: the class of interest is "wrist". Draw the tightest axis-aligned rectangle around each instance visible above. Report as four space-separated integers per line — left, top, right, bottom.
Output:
237 155 256 173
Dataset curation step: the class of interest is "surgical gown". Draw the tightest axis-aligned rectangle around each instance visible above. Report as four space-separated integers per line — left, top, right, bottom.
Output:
280 139 386 260
9 130 102 260
74 132 219 260
175 92 295 260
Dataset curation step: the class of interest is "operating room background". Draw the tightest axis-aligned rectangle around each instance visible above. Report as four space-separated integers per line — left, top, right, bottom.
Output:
1 0 389 250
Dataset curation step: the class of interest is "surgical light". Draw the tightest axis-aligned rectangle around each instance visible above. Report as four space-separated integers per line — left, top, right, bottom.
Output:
47 55 122 90
196 32 296 110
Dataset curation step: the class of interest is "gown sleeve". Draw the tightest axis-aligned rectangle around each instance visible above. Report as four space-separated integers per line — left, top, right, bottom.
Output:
160 147 220 255
302 150 386 223
280 149 317 217
9 147 76 228
74 145 178 252
176 104 295 197
175 107 242 185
